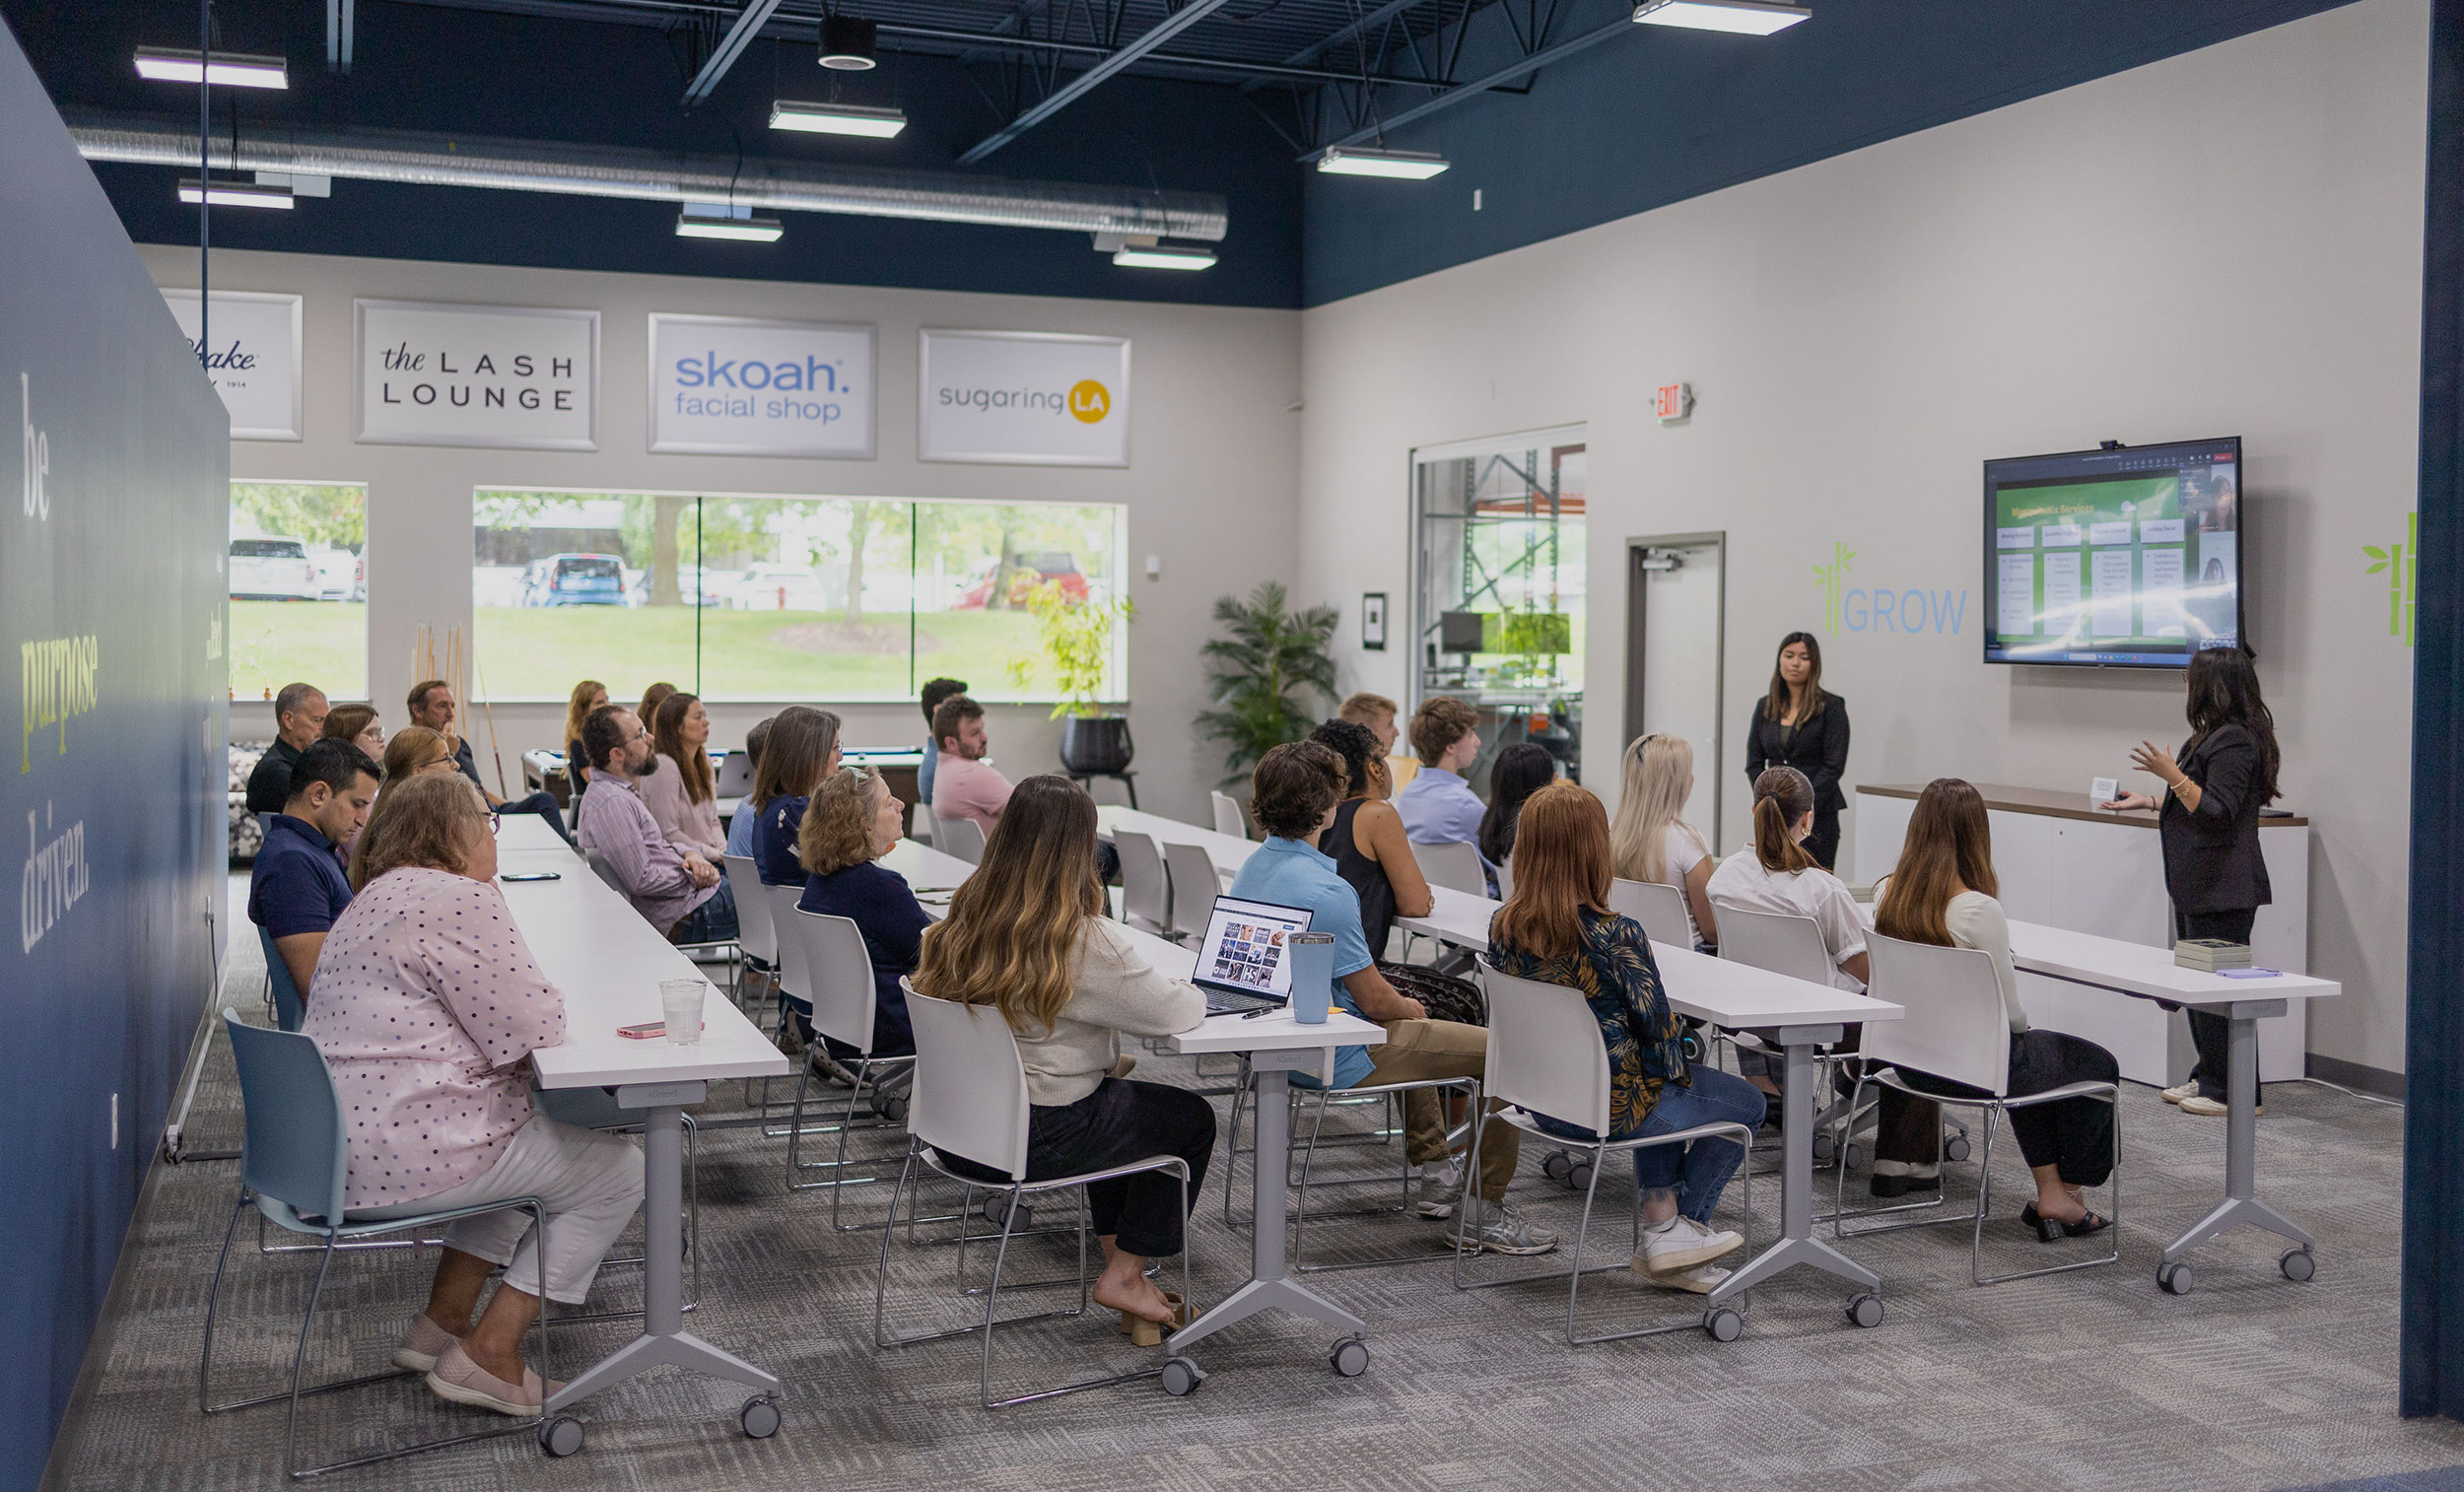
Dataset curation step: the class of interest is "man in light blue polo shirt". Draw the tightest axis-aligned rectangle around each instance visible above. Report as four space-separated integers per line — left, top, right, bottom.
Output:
1228 740 1553 1256
1393 694 1490 858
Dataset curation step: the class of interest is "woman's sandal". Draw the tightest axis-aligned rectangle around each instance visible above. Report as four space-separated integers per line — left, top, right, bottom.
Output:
2020 1203 2113 1242
1118 1292 1194 1347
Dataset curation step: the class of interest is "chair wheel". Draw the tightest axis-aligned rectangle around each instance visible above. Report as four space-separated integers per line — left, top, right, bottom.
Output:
1704 1307 1745 1342
981 1193 1031 1231
1944 1133 1972 1163
1541 1150 1574 1182
2281 1248 2315 1282
1811 1131 1836 1164
539 1414 585 1458
2158 1260 2193 1295
1160 1356 1205 1395
1566 1161 1595 1191
1330 1335 1370 1377
739 1394 782 1439
1843 1142 1865 1174
878 1096 910 1123
1846 1293 1884 1328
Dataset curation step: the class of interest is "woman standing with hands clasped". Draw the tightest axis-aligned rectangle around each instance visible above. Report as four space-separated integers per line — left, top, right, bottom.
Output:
1745 633 1851 871
2101 646 2281 1118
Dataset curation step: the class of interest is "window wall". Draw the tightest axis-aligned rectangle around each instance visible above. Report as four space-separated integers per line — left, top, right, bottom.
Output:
471 489 1128 703
228 481 368 702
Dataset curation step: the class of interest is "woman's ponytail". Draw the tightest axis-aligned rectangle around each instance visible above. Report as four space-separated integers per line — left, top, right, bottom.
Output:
1749 767 1817 874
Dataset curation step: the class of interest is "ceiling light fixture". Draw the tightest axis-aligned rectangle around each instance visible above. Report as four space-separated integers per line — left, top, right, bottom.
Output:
818 15 879 71
134 46 290 89
769 100 907 138
1316 146 1450 179
676 203 785 241
1630 0 1810 35
1113 242 1216 270
178 176 295 209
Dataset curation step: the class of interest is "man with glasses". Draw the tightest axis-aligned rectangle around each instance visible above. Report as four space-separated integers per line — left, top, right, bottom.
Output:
573 705 736 943
406 677 577 847
244 681 330 814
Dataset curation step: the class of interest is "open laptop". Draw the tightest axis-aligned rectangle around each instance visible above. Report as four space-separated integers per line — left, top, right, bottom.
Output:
713 750 755 796
1192 895 1313 1015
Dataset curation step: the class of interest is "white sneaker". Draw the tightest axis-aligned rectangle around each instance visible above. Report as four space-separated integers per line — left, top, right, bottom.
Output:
1642 1261 1733 1294
1639 1214 1745 1275
1410 1163 1464 1219
1459 1198 1558 1255
2178 1095 2258 1117
2161 1080 2200 1105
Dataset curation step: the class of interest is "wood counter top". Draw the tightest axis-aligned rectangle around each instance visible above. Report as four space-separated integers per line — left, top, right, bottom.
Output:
1856 780 2306 829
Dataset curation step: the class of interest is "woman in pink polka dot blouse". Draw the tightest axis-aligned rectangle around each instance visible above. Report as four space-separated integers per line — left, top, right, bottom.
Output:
304 773 645 1418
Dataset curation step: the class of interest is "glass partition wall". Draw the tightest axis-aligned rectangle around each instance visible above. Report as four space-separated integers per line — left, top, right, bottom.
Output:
1411 428 1587 784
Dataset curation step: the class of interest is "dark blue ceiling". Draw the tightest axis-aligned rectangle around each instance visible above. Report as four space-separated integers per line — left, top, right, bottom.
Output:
0 0 2367 310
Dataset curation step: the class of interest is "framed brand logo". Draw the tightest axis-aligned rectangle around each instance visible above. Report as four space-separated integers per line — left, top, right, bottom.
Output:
919 328 1129 467
647 313 875 458
354 300 598 450
161 290 302 441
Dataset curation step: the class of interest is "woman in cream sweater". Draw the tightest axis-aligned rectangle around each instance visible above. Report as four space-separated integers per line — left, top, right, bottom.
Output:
913 776 1209 1335
638 692 725 858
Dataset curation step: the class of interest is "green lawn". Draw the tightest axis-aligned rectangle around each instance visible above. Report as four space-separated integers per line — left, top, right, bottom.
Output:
231 601 368 702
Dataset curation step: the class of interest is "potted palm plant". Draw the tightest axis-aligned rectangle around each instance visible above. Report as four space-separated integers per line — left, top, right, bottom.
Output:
1010 578 1137 774
1196 581 1338 785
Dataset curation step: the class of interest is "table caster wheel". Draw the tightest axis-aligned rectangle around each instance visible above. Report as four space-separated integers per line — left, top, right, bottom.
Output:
2281 1248 2315 1283
1811 1131 1836 1165
1160 1356 1205 1396
1541 1150 1573 1183
1330 1336 1370 1378
2158 1260 2193 1296
1566 1161 1594 1191
1846 1293 1884 1328
539 1415 585 1458
739 1395 782 1439
1843 1142 1865 1174
1704 1307 1745 1342
1944 1133 1971 1163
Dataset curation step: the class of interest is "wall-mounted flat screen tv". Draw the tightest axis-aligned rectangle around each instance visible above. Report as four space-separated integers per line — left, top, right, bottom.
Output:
1981 437 2242 668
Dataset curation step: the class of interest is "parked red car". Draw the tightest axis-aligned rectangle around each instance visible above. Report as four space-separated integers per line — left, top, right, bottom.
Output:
954 553 1090 609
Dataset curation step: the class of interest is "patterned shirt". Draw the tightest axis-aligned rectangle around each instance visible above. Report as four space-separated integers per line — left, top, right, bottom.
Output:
576 775 714 936
302 867 565 1209
1484 905 1689 1139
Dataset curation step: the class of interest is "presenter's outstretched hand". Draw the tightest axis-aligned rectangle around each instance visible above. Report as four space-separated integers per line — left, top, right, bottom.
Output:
2101 790 2158 813
2127 741 2180 783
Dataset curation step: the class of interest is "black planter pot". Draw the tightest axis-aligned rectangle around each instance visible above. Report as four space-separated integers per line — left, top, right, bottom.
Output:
1060 713 1134 775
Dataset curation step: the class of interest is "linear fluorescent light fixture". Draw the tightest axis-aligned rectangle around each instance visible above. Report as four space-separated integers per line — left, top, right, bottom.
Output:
134 46 290 88
178 176 295 209
676 204 785 241
1316 146 1450 179
1631 0 1809 34
769 100 907 138
1113 242 1216 270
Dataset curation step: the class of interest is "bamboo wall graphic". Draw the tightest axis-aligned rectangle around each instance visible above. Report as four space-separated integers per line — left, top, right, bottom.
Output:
1813 541 1856 638
2363 511 2417 646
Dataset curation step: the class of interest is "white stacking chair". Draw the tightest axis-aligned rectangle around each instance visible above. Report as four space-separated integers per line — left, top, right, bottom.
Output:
1161 842 1222 943
1835 931 2121 1286
783 909 919 1227
582 846 628 898
1458 964 1755 1344
1114 829 1172 934
873 985 1199 1404
1608 878 1695 949
1495 855 1515 899
1713 902 1879 1165
1210 790 1248 841
724 854 778 1019
932 814 987 865
1410 839 1489 898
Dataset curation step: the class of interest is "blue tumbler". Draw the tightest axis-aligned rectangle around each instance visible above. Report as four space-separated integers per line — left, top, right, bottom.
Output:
1288 932 1336 1024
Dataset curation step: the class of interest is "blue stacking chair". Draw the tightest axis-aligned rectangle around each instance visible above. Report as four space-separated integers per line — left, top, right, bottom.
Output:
257 925 307 1033
201 1014 578 1476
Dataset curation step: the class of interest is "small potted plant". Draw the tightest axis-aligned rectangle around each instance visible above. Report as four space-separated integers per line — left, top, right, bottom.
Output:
1010 577 1137 774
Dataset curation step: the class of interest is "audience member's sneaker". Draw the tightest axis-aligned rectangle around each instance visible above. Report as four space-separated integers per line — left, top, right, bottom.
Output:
1410 1163 1465 1220
1638 1214 1745 1274
1460 1199 1558 1255
1869 1160 1942 1199
2161 1080 2200 1105
389 1314 459 1374
2178 1095 2257 1117
424 1342 562 1417
1643 1261 1733 1294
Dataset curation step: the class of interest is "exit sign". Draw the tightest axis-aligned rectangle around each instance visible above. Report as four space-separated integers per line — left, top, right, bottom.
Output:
1654 382 1693 423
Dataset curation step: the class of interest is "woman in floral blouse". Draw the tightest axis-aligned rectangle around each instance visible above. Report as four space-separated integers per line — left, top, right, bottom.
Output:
1485 782 1766 1293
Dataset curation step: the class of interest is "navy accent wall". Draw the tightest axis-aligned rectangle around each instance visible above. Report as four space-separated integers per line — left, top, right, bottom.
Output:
2405 0 2463 1426
0 18 228 1491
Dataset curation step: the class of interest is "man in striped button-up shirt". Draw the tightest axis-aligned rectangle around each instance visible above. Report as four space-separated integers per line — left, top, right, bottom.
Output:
574 706 737 943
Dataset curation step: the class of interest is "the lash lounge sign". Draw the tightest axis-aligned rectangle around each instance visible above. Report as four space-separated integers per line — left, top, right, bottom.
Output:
919 329 1129 467
648 313 875 458
354 300 598 450
161 289 302 441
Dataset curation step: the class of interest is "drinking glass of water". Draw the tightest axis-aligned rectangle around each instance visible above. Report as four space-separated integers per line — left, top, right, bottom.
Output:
659 980 706 1045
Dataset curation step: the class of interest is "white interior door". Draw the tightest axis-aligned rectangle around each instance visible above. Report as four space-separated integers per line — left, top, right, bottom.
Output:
1633 539 1727 849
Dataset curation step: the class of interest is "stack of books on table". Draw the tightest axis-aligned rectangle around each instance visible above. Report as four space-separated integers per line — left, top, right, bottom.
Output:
2174 938 2253 973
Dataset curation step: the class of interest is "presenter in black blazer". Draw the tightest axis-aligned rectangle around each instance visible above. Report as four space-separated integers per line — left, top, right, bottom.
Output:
1745 632 1851 870
2101 646 2280 1118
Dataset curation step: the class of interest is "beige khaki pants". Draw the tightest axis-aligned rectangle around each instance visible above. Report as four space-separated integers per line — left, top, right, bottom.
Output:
1353 1018 1518 1201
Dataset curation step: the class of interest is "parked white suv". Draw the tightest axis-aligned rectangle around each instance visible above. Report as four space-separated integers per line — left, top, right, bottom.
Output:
229 536 321 601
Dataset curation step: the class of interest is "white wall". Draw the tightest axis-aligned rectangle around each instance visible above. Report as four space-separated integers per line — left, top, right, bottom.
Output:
1297 0 2429 1075
151 246 1303 823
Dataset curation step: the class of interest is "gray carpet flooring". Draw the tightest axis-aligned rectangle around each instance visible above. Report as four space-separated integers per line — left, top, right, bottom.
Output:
39 879 2464 1491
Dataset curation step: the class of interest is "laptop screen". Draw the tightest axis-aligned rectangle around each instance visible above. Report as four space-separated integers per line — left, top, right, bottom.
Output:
1193 896 1313 1000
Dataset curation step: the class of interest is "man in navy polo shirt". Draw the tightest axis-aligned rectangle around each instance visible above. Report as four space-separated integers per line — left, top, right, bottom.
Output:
248 737 380 1001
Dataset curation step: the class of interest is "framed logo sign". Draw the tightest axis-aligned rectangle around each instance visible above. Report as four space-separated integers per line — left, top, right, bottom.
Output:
355 300 598 450
160 289 302 441
919 328 1129 467
647 313 875 458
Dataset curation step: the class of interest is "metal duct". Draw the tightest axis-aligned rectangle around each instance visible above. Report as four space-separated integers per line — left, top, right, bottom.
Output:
64 110 1228 241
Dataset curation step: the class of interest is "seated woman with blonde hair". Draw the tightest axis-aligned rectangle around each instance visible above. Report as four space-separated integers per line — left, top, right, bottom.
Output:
798 765 925 1107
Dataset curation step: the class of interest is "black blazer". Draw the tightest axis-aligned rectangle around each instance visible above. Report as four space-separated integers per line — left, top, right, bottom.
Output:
2158 722 2272 915
1745 693 1850 813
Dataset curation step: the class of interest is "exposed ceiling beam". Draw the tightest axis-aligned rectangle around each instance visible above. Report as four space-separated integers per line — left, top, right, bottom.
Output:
680 0 787 105
957 0 1237 164
1315 11 1630 153
878 21 1443 88
1279 0 1423 69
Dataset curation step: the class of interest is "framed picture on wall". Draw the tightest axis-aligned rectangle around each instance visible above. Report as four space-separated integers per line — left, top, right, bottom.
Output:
1363 592 1387 650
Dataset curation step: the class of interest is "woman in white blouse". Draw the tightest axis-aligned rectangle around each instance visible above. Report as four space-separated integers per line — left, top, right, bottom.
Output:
304 773 645 1416
1875 779 2119 1240
639 691 725 858
1608 733 1720 951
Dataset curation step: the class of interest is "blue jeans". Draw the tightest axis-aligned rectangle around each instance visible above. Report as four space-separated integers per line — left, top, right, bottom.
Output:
1536 1066 1765 1223
502 788 576 847
671 876 738 944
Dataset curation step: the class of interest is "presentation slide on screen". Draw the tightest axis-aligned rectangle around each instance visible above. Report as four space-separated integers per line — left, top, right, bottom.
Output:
1983 454 2238 664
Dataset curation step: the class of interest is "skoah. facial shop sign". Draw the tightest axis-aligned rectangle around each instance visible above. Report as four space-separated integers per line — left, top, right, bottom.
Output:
648 313 875 458
920 329 1129 467
160 290 301 441
355 300 598 450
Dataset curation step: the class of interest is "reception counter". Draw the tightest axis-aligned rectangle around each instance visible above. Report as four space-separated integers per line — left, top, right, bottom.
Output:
1852 781 2311 1084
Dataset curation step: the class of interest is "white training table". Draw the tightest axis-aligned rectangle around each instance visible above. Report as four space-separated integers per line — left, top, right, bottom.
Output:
1095 804 1257 884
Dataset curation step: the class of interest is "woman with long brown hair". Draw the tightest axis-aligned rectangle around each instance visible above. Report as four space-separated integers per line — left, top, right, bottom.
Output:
639 691 724 858
1486 782 1764 1291
562 679 608 797
1743 632 1851 869
1877 778 2120 1240
912 776 1210 1337
747 706 843 887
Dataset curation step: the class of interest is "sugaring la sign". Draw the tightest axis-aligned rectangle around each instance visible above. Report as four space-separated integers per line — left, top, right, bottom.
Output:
354 300 598 450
